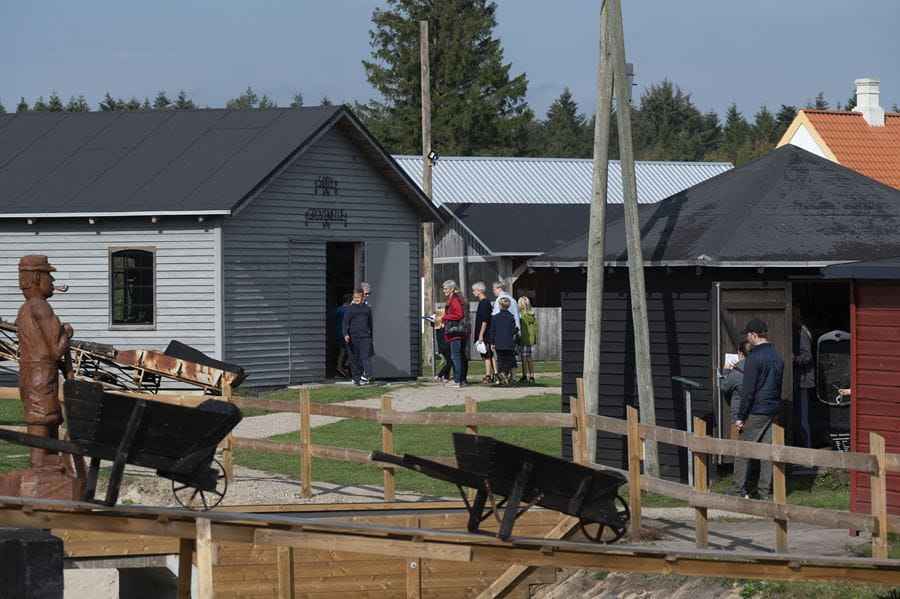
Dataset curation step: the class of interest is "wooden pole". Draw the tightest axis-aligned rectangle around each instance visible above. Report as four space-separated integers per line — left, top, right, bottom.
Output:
607 0 659 477
870 432 889 559
276 546 295 599
420 20 435 369
381 395 396 502
626 405 642 538
582 0 614 465
300 389 312 498
465 396 478 438
772 420 788 552
573 380 589 465
176 538 193 599
693 417 708 549
222 383 234 483
195 518 214 599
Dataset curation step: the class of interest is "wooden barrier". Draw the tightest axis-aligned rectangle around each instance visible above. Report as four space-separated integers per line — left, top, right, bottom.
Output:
692 417 708 549
381 395 395 502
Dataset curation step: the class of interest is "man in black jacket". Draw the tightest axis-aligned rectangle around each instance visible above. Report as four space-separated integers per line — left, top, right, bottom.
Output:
342 289 374 385
730 319 784 500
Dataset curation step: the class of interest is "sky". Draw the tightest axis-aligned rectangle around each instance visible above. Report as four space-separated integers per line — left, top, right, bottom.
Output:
2 0 898 120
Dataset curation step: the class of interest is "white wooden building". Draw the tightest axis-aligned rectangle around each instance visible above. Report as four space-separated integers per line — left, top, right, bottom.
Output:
0 107 441 388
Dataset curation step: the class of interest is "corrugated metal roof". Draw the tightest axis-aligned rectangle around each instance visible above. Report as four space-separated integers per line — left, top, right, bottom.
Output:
393 155 732 205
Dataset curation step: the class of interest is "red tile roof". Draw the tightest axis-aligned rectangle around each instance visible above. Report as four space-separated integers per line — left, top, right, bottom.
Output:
802 109 900 189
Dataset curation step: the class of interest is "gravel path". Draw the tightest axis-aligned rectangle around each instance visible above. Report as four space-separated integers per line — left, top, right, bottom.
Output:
232 379 562 439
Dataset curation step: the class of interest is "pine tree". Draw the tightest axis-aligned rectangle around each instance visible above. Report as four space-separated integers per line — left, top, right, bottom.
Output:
124 97 142 111
32 96 49 111
752 105 778 144
537 88 590 157
153 91 172 109
99 92 123 111
257 94 277 108
841 90 856 111
775 105 798 129
174 90 196 110
320 95 333 106
806 92 828 110
699 110 722 156
719 103 751 163
66 95 90 111
47 92 64 112
16 97 29 113
360 0 532 155
0 100 5 114
290 92 304 108
631 80 707 161
226 86 259 109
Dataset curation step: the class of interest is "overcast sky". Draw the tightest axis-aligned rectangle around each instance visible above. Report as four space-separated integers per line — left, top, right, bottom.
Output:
2 0 898 119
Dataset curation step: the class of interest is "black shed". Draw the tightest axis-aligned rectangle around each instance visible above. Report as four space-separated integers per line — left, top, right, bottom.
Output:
531 145 900 481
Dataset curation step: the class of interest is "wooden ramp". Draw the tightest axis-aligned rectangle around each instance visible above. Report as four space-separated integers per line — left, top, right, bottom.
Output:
53 502 561 599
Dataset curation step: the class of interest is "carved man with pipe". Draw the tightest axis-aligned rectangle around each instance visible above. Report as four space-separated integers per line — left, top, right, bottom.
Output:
16 255 75 469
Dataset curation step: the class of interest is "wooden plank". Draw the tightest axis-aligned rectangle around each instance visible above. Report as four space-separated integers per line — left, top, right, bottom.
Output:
382 396 395 502
312 403 380 421
692 417 708 549
772 422 788 553
276 546 295 599
177 538 193 599
0 388 18 400
626 406 642 538
376 412 575 427
871 433 889 559
222 383 235 483
234 396 301 414
232 437 301 455
301 390 312 498
196 518 215 599
312 444 373 464
405 516 421 599
253 530 472 563
585 413 627 436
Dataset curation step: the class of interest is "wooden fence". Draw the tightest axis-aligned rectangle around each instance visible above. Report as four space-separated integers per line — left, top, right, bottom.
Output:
1 380 898 560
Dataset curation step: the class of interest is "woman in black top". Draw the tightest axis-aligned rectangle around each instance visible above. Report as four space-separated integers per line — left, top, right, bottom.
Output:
471 282 496 384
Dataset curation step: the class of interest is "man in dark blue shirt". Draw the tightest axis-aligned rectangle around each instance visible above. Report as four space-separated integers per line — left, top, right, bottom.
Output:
730 319 784 501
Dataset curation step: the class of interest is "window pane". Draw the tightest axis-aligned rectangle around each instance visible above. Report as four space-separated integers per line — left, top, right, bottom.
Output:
111 250 154 325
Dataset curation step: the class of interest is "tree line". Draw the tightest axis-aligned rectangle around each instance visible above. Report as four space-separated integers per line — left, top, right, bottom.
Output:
2 0 896 166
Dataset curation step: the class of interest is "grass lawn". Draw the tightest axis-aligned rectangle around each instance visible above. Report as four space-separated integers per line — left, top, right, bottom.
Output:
234 393 562 497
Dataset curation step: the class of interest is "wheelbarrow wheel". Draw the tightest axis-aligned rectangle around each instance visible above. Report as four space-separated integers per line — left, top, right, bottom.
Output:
171 459 227 511
579 494 629 544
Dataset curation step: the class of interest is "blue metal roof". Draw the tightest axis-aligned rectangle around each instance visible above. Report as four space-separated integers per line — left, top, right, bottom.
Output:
393 155 732 206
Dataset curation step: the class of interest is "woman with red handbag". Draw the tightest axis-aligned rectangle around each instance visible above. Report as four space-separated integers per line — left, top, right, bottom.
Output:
441 280 469 388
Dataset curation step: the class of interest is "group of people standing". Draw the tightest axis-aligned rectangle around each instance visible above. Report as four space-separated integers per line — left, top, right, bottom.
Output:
434 279 538 388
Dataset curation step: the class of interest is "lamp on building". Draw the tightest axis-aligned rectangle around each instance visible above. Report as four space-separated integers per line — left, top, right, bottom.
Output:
427 150 440 165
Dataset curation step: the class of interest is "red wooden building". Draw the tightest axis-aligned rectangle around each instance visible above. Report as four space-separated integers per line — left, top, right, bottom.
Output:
825 259 900 515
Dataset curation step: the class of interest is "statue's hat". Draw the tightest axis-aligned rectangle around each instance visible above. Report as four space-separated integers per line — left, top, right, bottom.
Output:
18 255 57 273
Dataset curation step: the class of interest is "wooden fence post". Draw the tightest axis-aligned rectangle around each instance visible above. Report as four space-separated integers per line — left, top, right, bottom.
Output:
465 396 478 501
221 383 234 483
693 417 709 549
176 538 193 599
276 546 295 599
195 518 214 599
626 405 642 538
300 389 312 498
772 420 788 553
571 395 589 466
381 395 396 502
870 432 889 559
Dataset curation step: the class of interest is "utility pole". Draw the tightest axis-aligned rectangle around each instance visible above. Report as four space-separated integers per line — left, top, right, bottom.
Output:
608 0 659 476
420 20 435 367
582 1 614 464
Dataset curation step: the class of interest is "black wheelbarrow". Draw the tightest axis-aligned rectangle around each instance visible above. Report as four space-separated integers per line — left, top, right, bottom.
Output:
0 379 242 510
372 432 630 543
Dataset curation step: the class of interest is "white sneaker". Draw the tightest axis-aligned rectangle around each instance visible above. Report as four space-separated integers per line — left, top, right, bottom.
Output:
444 381 462 388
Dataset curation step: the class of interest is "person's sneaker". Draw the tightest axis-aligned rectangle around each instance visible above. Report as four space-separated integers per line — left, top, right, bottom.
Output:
353 380 361 386
529 377 536 385
518 375 528 384
445 381 462 388
360 376 374 385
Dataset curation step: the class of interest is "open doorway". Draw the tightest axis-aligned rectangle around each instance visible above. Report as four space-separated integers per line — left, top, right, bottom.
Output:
326 242 360 378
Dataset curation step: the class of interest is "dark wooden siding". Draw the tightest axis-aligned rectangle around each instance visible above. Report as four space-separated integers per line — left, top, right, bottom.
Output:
560 266 811 482
851 280 900 515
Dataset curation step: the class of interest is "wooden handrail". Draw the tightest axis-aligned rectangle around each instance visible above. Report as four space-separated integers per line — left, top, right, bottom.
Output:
312 403 379 420
376 411 575 427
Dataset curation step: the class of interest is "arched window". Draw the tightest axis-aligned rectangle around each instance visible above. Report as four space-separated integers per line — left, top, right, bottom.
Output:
110 249 155 326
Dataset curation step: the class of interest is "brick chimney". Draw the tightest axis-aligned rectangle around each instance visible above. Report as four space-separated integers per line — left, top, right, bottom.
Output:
853 78 885 127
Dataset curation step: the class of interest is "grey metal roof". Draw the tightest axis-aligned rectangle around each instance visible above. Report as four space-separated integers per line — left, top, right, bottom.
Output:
532 145 900 268
0 107 442 222
823 257 900 280
393 155 732 206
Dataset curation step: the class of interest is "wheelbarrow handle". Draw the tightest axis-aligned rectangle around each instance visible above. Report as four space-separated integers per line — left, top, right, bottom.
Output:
0 427 83 456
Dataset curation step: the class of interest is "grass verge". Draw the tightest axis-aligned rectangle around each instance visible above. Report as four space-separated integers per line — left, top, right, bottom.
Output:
234 393 562 497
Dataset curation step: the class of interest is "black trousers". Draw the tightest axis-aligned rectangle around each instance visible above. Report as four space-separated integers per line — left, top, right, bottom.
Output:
347 337 373 382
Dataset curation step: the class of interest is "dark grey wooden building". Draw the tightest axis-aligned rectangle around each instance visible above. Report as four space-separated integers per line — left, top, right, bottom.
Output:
0 107 441 388
531 145 900 480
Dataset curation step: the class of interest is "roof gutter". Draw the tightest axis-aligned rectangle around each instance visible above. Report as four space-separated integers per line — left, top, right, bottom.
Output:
0 210 231 219
528 259 852 269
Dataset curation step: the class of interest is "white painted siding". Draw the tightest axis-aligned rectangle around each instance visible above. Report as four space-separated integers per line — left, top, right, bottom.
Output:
223 127 422 388
788 124 828 159
0 218 217 383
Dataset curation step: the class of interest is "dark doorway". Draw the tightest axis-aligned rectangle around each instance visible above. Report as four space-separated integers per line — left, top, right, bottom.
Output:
326 242 359 378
